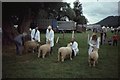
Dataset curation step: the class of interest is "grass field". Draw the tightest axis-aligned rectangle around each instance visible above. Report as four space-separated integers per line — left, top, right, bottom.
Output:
2 31 119 78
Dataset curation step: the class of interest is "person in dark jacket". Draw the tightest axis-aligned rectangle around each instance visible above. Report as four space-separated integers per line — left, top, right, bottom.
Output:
14 32 27 55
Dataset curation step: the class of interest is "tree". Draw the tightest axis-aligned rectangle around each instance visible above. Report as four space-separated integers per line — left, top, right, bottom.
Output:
80 15 88 24
73 1 82 16
65 3 76 20
38 9 48 19
73 0 88 24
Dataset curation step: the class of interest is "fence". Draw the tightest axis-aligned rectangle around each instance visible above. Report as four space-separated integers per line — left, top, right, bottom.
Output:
57 21 76 31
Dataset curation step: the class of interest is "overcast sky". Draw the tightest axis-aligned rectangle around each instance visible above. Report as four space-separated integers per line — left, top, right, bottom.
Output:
64 0 119 24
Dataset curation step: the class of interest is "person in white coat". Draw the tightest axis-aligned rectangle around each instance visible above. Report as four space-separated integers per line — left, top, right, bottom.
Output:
46 25 54 54
71 38 79 57
31 26 40 43
88 33 100 55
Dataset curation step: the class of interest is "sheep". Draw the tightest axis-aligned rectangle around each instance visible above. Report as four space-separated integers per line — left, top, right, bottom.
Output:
38 41 51 58
24 41 40 53
88 48 99 67
58 43 73 62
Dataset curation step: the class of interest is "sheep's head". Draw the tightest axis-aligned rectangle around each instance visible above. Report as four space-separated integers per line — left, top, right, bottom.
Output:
46 40 51 44
93 48 98 52
37 43 40 47
67 42 72 47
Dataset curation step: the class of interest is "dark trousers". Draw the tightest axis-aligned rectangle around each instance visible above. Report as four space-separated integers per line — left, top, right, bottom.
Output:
100 33 103 45
50 47 53 54
15 41 22 55
113 40 117 46
72 49 74 58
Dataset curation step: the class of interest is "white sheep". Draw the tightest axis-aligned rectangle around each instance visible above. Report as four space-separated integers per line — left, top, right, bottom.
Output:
38 41 51 58
88 48 99 67
58 43 73 62
24 41 39 53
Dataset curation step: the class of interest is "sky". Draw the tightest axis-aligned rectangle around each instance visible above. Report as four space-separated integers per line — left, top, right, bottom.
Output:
63 0 119 24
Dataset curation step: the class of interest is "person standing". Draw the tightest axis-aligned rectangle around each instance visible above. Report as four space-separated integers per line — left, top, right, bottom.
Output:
100 29 103 45
88 33 100 55
46 25 54 54
112 33 119 46
14 32 27 55
71 38 79 58
31 26 40 43
102 26 107 44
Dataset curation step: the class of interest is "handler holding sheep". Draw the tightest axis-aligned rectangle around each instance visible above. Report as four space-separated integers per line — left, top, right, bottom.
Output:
14 32 27 55
88 33 100 55
71 38 79 57
46 25 54 54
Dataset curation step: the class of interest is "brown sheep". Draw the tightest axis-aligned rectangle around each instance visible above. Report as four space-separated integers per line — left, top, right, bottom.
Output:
38 41 51 58
88 48 99 67
24 41 39 53
58 43 73 62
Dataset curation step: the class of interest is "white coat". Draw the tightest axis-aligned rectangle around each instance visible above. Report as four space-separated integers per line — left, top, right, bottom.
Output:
88 37 100 55
71 41 79 56
46 29 54 47
31 29 40 42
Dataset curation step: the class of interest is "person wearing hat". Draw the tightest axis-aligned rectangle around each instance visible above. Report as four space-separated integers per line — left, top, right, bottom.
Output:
31 26 40 43
88 33 100 55
46 25 54 54
14 32 27 55
71 38 79 58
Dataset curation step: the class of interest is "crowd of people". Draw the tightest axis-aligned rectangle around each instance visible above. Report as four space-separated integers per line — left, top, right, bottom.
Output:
13 25 119 60
13 25 79 57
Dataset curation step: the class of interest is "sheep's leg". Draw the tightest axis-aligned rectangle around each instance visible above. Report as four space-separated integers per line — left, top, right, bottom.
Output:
96 60 98 64
61 57 64 62
70 57 72 60
32 48 35 53
38 53 39 58
48 51 50 56
93 61 96 67
38 50 40 58
42 53 45 59
38 49 42 58
58 54 60 61
58 52 61 61
70 53 73 60
33 50 34 53
88 57 91 67
61 59 64 62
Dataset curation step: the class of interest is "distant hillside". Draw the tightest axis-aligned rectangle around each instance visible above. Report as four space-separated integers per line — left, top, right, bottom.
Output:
95 16 120 27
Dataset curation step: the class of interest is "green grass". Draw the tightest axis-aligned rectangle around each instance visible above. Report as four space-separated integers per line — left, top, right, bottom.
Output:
2 31 119 78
